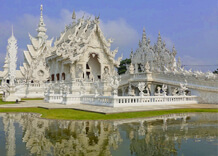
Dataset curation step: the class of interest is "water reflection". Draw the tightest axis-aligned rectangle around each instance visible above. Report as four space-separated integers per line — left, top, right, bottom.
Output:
0 113 217 156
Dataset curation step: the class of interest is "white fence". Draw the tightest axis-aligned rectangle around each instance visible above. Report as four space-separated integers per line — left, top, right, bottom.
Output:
112 95 198 107
45 93 198 107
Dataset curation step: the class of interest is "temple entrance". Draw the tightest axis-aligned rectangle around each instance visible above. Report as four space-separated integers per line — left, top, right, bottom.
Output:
86 54 101 80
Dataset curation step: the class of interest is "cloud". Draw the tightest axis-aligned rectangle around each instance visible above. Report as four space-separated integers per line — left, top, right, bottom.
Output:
100 19 139 47
180 55 217 72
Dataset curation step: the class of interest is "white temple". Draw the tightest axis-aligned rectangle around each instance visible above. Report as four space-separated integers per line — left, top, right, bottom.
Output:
0 5 217 105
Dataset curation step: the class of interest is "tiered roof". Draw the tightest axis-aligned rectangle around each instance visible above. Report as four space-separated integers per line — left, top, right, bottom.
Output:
131 29 180 72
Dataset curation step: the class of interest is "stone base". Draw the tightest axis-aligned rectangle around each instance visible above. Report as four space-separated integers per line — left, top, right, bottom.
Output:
4 94 21 102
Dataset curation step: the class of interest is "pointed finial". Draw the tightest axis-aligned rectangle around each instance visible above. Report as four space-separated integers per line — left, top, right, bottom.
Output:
37 4 47 39
72 10 76 20
158 31 162 43
40 4 43 17
142 27 146 42
147 37 151 44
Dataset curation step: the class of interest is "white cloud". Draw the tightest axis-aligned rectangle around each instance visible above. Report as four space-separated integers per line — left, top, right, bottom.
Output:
180 55 216 72
100 19 139 47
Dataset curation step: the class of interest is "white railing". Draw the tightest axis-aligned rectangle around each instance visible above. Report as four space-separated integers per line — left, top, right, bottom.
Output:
81 95 113 107
47 94 63 103
80 95 198 107
112 95 198 107
46 93 198 107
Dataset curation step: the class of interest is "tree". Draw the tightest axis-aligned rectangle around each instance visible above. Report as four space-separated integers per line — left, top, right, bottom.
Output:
213 68 218 74
117 58 131 75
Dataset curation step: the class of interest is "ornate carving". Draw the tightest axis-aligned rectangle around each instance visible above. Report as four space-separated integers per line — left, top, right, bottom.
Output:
110 76 120 96
138 82 146 96
102 66 110 82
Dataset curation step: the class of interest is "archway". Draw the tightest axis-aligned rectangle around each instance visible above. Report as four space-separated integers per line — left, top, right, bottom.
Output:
86 53 101 80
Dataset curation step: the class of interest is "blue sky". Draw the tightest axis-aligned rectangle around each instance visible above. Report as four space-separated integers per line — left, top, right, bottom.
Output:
0 0 217 71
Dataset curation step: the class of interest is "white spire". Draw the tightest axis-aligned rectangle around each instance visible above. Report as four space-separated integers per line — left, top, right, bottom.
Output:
142 27 146 44
157 31 162 44
72 10 76 20
37 4 47 39
7 27 18 86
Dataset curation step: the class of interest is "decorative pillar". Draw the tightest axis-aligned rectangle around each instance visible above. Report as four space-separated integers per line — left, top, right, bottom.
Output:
121 87 126 96
134 64 138 73
168 85 172 96
149 84 155 96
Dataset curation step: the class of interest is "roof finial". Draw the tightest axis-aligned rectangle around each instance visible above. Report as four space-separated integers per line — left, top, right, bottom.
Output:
142 27 146 42
40 4 43 15
37 4 47 39
72 10 76 20
158 31 162 43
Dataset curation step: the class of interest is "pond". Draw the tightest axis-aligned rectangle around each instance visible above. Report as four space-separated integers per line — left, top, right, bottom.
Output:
0 113 217 156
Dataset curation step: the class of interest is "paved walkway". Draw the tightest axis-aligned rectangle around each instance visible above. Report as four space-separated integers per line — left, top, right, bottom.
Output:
0 100 217 114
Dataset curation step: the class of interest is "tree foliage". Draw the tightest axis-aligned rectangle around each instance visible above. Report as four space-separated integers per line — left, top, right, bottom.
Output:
117 58 131 75
213 68 218 74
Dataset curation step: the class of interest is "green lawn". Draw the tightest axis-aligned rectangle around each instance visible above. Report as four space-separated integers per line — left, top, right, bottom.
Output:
0 97 43 105
0 108 217 120
0 99 15 104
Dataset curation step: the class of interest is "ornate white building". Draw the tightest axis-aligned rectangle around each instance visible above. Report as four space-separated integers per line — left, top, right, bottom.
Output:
20 5 53 83
0 5 217 105
118 29 218 104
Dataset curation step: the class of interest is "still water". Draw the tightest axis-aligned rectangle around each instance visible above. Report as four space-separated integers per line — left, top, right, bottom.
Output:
0 113 217 156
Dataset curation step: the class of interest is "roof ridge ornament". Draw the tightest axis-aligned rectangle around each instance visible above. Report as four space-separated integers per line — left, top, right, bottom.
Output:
157 31 162 44
72 10 76 20
142 27 146 43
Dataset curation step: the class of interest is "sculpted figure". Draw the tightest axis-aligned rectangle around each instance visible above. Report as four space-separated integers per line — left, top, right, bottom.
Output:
155 86 161 96
162 84 167 96
76 64 84 79
138 82 146 96
172 88 179 96
110 76 120 96
145 62 150 72
129 63 134 74
102 67 110 82
179 80 188 96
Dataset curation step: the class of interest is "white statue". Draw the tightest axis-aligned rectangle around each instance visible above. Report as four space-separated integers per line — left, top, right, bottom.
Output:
172 88 179 96
145 62 150 72
129 63 134 74
77 64 84 79
155 86 161 96
102 66 110 82
162 84 167 96
110 76 120 96
138 82 146 96
179 80 188 96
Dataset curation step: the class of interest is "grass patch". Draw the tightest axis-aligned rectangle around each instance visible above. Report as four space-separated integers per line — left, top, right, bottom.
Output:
0 108 217 120
0 99 15 105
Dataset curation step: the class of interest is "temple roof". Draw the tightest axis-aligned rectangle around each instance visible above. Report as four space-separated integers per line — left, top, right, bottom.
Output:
47 15 121 66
